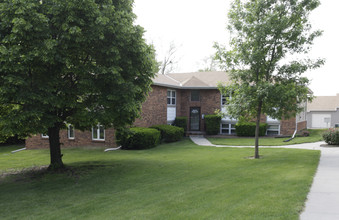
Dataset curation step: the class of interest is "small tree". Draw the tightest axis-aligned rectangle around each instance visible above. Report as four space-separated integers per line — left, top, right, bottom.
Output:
0 0 157 169
215 0 324 158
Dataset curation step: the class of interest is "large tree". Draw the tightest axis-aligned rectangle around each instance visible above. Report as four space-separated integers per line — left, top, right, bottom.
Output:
215 0 324 158
159 42 179 74
0 0 157 169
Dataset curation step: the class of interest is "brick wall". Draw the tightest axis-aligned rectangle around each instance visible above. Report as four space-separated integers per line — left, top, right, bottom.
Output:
280 117 296 135
25 128 116 149
134 85 167 127
25 83 304 149
26 85 167 149
297 120 307 131
280 118 307 136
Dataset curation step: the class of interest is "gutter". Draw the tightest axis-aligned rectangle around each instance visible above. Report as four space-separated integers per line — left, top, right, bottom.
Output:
152 82 217 90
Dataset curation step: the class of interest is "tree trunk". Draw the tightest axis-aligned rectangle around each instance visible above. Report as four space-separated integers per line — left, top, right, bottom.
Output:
48 123 64 170
254 100 263 159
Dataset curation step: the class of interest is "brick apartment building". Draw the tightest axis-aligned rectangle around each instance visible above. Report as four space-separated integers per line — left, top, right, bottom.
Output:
26 71 307 149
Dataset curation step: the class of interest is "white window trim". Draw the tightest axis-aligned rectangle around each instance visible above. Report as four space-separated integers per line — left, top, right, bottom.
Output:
167 106 176 124
220 122 236 135
266 124 280 135
221 93 232 106
167 89 176 106
221 94 237 121
92 125 105 141
41 134 49 138
68 124 75 140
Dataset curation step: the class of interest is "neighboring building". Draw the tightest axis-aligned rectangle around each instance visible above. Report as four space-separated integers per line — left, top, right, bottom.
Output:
25 71 307 149
307 94 339 128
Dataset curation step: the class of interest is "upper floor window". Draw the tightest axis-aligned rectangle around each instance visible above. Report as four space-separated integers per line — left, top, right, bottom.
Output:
167 90 176 105
221 94 231 106
267 108 279 122
68 124 75 139
221 90 234 106
191 90 200 101
92 125 105 141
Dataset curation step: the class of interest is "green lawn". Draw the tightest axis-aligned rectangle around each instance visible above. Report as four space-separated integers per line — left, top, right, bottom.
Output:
0 140 319 220
208 129 325 146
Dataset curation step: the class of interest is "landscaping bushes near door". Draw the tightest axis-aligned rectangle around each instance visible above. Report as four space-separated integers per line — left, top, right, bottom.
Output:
116 127 161 150
322 128 339 145
204 115 222 135
150 125 184 143
173 117 188 132
235 122 267 136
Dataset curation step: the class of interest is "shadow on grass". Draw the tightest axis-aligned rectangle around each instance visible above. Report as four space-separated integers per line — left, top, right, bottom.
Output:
0 158 170 185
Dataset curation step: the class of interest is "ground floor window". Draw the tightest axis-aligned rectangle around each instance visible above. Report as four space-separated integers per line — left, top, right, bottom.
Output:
221 123 236 134
92 125 105 141
167 106 176 124
266 124 280 135
68 124 75 139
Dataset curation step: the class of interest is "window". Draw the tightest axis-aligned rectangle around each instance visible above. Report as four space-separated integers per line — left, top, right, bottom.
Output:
191 90 200 101
167 90 176 105
266 124 280 135
92 125 105 141
221 123 236 134
167 106 176 122
221 94 231 106
267 108 279 122
68 124 75 139
41 134 49 138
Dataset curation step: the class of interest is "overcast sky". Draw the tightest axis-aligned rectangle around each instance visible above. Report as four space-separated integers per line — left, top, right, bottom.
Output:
133 0 338 96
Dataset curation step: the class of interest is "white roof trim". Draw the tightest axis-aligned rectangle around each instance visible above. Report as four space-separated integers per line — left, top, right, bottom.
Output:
152 82 217 90
164 74 182 86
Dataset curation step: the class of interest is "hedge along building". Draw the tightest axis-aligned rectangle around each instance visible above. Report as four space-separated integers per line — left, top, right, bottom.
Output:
25 71 307 149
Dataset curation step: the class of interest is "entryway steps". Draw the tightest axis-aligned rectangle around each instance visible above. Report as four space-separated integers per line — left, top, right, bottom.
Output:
186 131 205 136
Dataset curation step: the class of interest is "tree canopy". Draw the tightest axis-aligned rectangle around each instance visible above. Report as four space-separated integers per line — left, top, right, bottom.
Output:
215 0 324 158
0 0 157 169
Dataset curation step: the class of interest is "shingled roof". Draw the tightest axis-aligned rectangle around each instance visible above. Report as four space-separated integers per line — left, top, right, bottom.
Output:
307 94 339 112
152 71 230 89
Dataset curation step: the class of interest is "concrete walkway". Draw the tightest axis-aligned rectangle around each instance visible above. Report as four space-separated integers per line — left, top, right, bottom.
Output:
189 135 339 220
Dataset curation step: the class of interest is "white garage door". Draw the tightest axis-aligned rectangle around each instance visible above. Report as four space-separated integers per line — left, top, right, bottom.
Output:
312 114 331 128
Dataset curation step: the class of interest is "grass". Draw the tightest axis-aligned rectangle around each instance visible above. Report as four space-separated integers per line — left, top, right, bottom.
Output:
208 129 325 146
0 139 320 220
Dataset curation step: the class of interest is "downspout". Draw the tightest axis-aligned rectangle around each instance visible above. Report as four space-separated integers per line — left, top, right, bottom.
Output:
11 148 26 153
284 96 303 142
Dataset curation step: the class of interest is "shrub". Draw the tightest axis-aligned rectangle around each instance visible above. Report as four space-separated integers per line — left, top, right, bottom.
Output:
173 117 188 132
116 127 161 150
0 128 25 146
204 114 222 135
235 122 267 136
322 128 339 145
150 124 184 142
297 130 310 137
0 135 25 146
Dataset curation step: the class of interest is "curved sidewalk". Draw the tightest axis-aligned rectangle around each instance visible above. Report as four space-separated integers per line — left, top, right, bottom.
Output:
189 136 339 220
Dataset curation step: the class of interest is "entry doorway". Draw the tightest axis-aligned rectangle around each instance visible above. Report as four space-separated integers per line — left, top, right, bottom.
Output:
190 107 200 131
